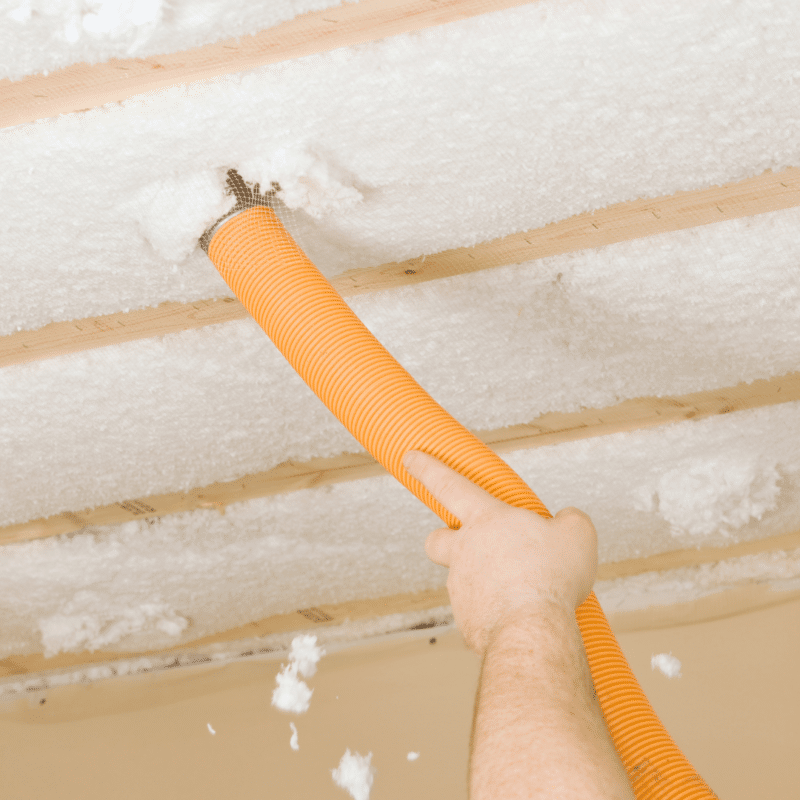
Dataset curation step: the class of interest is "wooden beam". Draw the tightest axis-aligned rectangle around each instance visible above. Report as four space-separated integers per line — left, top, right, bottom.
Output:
3 551 799 680
3 371 798 546
1 297 246 369
0 587 450 679
3 166 799 370
0 0 533 129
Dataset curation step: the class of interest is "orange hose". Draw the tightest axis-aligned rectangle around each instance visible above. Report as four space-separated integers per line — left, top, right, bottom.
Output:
206 204 718 799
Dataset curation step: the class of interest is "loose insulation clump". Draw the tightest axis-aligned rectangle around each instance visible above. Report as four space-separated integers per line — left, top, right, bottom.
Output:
271 633 326 714
270 634 380 799
651 652 683 679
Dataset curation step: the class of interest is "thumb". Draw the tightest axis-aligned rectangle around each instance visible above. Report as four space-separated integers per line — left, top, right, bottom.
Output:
425 527 454 567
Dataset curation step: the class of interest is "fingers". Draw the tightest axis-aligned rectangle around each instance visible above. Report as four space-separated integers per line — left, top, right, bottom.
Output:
424 528 453 567
554 506 597 541
555 506 593 523
403 449 502 524
554 507 598 604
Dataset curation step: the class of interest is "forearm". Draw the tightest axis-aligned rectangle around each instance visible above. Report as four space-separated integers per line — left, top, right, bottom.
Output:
469 602 635 800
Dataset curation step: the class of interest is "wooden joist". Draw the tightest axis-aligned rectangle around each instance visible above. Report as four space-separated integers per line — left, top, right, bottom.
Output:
4 554 800 681
3 166 799 369
4 371 799 547
0 0 533 129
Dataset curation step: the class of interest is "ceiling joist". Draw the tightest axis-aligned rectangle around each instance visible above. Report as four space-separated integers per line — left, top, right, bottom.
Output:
4 371 798 549
3 166 799 369
4 548 800 683
0 0 532 129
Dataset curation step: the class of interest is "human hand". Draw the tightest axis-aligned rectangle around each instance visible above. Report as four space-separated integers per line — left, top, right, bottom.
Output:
403 450 598 659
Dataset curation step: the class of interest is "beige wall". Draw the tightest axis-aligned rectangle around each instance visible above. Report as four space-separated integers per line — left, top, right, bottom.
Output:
2 588 799 799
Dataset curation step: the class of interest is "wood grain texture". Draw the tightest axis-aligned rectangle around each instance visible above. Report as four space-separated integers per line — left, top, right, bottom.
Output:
0 0 532 129
3 371 798 546
3 573 800 681
3 166 798 369
0 586 451 680
1 298 246 368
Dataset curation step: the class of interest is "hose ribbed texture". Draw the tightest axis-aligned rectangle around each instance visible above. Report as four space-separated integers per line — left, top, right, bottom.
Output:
207 206 718 800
